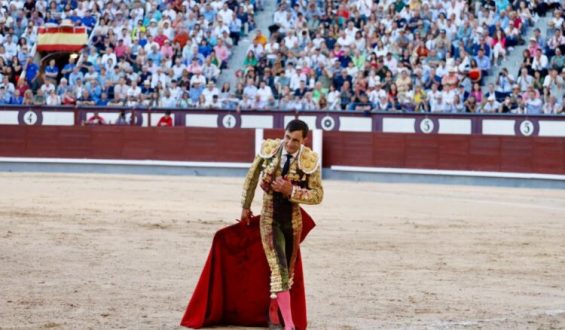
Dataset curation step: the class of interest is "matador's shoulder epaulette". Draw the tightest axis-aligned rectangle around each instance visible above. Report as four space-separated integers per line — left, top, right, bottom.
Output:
298 145 320 174
258 138 282 159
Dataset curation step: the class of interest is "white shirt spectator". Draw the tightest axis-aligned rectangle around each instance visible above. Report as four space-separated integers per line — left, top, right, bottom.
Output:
336 34 353 47
517 74 534 92
429 90 443 112
190 73 207 87
265 42 280 61
543 74 563 95
482 99 500 113
169 85 183 99
101 53 117 68
327 90 340 109
202 86 220 106
46 93 61 106
127 85 142 98
159 94 177 108
218 7 233 24
172 63 187 80
532 54 549 71
256 85 273 102
383 56 398 75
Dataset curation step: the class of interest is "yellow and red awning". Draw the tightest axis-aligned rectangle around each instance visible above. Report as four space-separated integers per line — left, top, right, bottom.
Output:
37 26 88 52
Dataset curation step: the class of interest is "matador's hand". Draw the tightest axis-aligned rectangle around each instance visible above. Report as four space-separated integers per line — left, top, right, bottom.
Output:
271 177 292 197
239 208 252 226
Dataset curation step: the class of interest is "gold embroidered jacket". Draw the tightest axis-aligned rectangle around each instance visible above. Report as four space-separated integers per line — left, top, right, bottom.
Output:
241 139 324 209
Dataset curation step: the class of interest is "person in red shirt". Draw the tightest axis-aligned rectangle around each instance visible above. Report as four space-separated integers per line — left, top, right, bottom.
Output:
157 110 173 127
85 111 106 125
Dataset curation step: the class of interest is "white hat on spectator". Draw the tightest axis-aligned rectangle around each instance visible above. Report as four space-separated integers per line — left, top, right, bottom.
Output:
488 95 495 101
143 80 150 85
449 67 457 73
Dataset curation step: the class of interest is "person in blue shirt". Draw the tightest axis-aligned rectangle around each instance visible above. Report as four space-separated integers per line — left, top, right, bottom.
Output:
147 46 162 65
96 92 110 106
189 81 204 104
0 86 11 104
68 10 82 25
25 57 39 90
87 78 102 103
471 37 492 57
68 66 84 86
82 10 96 29
44 59 59 81
187 52 205 66
198 39 213 58
9 90 23 105
61 57 76 79
474 48 492 77
202 3 216 22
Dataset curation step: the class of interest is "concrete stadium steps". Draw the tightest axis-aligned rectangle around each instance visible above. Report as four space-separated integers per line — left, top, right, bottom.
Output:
483 15 552 88
217 0 278 87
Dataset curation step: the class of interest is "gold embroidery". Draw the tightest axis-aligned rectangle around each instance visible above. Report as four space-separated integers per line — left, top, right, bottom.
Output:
259 139 282 159
242 141 323 293
297 145 320 174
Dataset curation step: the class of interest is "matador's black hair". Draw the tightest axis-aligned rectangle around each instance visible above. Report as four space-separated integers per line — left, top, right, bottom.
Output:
285 119 309 138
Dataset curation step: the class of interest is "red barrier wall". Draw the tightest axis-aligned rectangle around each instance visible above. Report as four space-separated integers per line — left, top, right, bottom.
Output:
0 126 564 175
323 132 565 175
0 126 255 162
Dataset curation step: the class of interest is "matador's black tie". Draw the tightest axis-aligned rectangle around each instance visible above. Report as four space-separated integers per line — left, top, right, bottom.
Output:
281 154 292 177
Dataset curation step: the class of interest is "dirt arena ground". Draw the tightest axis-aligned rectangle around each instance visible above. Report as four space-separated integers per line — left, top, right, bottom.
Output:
0 173 564 330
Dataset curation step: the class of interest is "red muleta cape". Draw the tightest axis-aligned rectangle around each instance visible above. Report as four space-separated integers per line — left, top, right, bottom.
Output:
180 208 316 329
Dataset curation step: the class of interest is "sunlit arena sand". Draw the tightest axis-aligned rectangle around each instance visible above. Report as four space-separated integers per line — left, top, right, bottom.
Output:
0 173 564 329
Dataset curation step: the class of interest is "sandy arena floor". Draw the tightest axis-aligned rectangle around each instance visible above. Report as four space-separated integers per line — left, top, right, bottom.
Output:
0 173 564 330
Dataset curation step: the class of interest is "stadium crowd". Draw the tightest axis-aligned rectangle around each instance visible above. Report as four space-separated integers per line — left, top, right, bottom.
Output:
0 0 564 116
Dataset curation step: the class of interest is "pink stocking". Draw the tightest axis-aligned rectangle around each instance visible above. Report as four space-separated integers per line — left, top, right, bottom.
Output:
276 291 295 330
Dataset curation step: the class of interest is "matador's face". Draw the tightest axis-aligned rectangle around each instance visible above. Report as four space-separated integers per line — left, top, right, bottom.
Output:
283 130 304 155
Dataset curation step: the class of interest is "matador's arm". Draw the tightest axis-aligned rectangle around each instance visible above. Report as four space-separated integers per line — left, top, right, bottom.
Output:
289 166 323 205
241 155 263 209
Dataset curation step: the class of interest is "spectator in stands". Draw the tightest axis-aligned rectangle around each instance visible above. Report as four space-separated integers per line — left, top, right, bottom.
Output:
516 67 534 92
550 48 565 71
2 0 559 117
177 91 192 108
495 68 515 101
544 95 562 114
482 95 501 113
25 57 39 90
543 68 564 97
532 49 549 75
474 48 491 77
464 96 479 113
44 59 59 81
77 90 95 106
524 88 544 114
45 89 61 106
